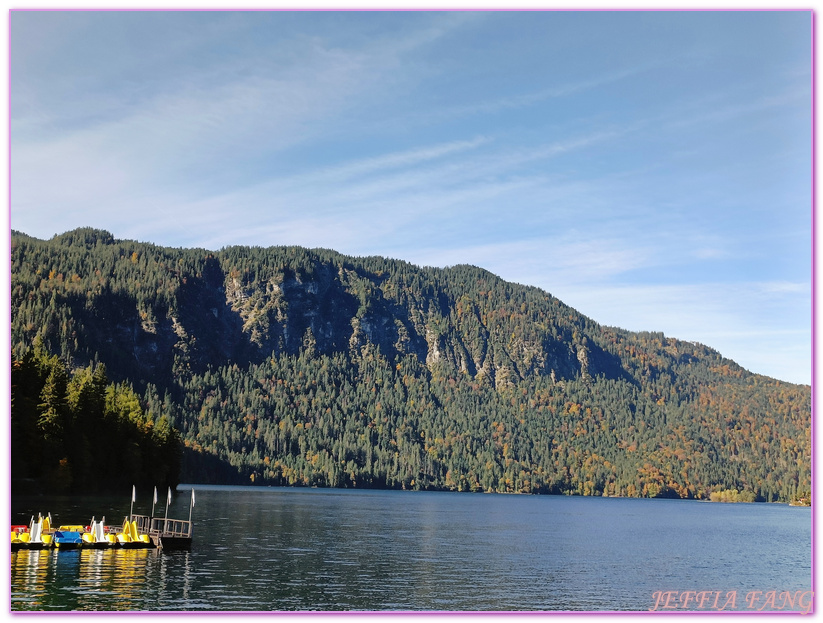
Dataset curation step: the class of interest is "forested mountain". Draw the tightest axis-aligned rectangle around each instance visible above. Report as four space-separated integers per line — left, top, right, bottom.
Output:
10 228 811 502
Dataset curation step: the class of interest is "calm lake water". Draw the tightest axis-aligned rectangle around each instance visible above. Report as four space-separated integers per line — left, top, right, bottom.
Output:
10 486 813 612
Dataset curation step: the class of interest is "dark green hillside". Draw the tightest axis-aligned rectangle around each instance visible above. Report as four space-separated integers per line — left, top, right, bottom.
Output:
11 339 180 493
10 228 811 501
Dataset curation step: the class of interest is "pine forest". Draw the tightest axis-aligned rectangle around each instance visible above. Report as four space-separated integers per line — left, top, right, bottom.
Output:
10 228 811 503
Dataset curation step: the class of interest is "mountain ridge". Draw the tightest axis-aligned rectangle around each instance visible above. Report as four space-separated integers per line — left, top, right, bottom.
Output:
10 228 811 501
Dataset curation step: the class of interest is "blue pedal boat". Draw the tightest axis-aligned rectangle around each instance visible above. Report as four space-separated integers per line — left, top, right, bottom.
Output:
53 527 84 550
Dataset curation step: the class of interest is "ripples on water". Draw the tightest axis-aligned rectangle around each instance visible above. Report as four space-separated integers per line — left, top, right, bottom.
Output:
10 487 812 612
12 548 166 610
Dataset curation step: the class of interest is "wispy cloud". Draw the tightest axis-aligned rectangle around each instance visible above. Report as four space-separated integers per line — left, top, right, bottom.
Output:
664 87 811 132
11 13 496 233
277 136 492 187
104 123 630 251
425 60 670 120
398 235 656 289
10 11 811 384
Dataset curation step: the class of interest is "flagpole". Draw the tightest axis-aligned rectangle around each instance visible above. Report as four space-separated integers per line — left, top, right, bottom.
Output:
164 487 171 532
188 488 195 524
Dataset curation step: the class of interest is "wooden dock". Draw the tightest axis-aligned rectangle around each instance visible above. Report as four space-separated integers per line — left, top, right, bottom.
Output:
132 514 192 550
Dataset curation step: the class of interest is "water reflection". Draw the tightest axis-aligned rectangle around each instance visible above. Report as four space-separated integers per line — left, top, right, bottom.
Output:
77 548 157 610
11 489 812 612
11 547 171 611
10 550 52 609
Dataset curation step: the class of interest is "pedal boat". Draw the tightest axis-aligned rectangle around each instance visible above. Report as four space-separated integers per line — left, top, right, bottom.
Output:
115 518 153 549
53 524 85 550
13 514 54 550
81 517 116 548
11 525 28 551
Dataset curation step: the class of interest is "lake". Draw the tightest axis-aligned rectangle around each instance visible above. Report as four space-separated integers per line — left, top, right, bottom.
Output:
10 486 813 612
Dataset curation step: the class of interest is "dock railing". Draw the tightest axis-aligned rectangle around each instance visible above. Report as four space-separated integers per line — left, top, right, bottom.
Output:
131 514 192 539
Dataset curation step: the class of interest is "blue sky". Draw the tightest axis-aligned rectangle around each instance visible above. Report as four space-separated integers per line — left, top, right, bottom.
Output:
9 10 812 384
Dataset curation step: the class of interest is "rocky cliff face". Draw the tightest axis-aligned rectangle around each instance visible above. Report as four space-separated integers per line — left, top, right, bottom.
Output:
9 229 699 393
138 254 625 392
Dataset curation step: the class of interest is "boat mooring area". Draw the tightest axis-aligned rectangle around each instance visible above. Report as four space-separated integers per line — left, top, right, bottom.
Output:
11 487 194 552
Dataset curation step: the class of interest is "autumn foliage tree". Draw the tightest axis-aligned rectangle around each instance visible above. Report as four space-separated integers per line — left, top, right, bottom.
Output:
10 228 811 502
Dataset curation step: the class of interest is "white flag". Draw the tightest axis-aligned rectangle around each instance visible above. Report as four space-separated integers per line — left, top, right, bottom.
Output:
167 487 172 506
191 488 195 508
153 487 158 505
132 485 136 503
